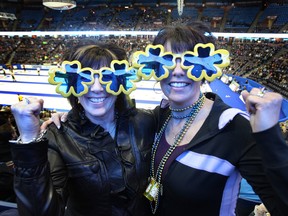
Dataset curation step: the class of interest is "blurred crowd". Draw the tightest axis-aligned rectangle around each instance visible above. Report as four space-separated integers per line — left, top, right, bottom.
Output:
1 35 286 99
0 3 287 33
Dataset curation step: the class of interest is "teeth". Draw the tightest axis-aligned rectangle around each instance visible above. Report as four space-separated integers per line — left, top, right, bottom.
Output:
170 82 188 87
88 97 105 103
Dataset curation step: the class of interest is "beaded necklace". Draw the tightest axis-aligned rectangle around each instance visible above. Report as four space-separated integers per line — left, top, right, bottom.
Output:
144 94 205 214
170 93 203 119
169 92 203 112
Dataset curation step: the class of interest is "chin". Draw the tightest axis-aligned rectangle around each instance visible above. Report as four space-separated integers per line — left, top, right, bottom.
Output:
84 106 104 115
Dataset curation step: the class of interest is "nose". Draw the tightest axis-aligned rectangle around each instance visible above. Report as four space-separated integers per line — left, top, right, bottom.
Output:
171 58 185 77
90 76 104 92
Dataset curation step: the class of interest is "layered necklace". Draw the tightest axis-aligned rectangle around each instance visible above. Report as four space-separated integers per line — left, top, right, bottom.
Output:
144 93 205 214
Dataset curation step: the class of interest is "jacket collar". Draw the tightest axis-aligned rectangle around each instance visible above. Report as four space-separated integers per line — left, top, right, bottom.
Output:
159 92 231 150
189 92 231 147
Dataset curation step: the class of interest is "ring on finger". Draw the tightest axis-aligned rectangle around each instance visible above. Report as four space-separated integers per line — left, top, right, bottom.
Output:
256 91 265 98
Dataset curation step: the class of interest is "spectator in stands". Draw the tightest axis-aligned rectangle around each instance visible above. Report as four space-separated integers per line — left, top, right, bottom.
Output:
280 121 288 143
8 43 155 215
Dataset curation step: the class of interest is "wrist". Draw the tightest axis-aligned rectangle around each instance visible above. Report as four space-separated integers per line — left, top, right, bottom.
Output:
10 130 47 144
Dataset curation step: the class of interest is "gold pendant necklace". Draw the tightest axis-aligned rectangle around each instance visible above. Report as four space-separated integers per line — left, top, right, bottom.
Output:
144 93 205 214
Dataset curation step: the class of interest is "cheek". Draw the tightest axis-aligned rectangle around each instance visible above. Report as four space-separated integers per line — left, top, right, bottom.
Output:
160 79 169 89
78 97 88 108
108 96 117 106
78 96 84 104
160 81 170 95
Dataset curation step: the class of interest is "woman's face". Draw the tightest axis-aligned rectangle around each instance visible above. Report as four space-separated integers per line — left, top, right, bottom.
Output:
79 74 117 121
160 41 202 107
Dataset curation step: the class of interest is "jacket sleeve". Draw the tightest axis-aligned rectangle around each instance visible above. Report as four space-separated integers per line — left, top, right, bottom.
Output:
253 124 288 207
10 139 66 216
231 115 288 216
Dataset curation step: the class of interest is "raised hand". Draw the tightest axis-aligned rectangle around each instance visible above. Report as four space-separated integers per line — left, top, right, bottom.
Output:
241 88 283 133
11 97 43 143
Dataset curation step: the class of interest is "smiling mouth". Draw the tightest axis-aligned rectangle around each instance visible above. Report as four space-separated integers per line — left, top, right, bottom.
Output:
87 97 106 103
169 82 189 87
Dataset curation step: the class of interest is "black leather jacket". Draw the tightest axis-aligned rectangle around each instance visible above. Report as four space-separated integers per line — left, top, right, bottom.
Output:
11 104 156 216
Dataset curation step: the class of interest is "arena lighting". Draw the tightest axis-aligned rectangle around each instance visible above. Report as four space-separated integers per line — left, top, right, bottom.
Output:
0 31 287 39
43 0 76 10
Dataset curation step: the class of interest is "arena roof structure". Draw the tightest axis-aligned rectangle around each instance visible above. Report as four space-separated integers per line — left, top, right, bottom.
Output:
3 0 288 8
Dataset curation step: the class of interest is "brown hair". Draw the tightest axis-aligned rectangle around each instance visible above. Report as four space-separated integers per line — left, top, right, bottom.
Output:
153 21 216 53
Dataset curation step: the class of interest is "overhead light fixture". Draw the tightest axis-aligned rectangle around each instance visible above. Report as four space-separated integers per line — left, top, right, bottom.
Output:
43 0 76 10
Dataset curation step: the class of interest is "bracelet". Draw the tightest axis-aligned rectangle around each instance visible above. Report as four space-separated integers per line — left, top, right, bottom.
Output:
10 130 47 144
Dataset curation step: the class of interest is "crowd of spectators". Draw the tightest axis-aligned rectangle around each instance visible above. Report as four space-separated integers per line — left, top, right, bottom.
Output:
0 34 286 99
0 3 286 99
0 3 287 33
247 44 287 98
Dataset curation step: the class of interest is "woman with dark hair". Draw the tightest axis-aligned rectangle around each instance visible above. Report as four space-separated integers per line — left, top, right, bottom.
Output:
9 43 155 216
140 23 287 215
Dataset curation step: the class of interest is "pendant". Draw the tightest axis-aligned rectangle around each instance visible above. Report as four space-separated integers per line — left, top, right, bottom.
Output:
143 177 161 201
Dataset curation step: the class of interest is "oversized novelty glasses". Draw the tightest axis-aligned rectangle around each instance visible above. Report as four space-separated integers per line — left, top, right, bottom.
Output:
48 60 138 97
48 43 230 97
132 43 230 82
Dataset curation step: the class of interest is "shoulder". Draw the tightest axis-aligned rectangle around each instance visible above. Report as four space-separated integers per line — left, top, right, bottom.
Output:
218 108 250 130
126 108 156 125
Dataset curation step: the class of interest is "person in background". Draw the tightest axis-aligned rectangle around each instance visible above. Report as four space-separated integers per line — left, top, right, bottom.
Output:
0 65 5 76
22 65 26 73
9 43 156 216
9 66 16 82
279 121 288 144
17 94 23 102
36 67 40 76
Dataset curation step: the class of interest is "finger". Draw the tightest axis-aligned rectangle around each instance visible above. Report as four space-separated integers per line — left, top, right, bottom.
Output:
40 118 53 131
241 88 266 114
26 99 44 116
17 97 44 116
51 113 62 128
61 112 68 122
240 90 249 102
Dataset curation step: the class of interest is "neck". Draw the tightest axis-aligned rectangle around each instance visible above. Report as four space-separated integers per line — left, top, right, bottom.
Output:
169 91 202 110
86 110 117 138
170 92 204 119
